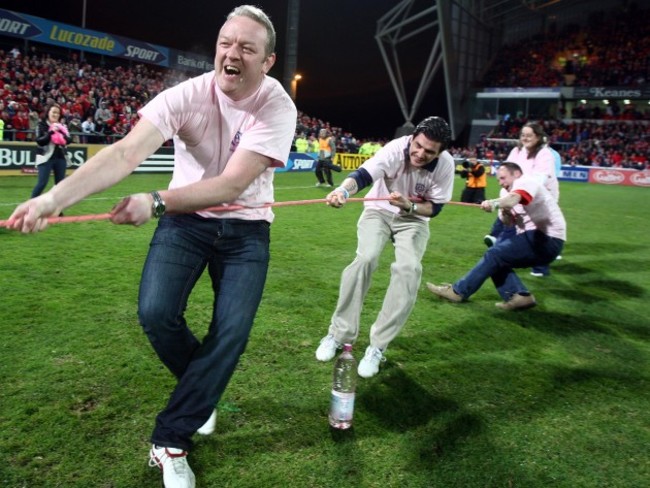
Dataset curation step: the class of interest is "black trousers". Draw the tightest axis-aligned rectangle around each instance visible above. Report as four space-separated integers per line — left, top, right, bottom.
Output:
315 158 340 185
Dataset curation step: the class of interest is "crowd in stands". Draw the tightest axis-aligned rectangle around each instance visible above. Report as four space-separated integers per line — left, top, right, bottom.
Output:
293 110 385 155
471 2 650 171
0 43 385 154
1 0 650 170
0 44 189 144
483 3 650 88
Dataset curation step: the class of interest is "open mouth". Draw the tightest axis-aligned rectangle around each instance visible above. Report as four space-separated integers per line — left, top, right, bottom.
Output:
224 65 241 76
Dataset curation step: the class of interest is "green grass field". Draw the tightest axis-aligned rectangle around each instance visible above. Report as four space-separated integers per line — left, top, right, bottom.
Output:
1 171 648 487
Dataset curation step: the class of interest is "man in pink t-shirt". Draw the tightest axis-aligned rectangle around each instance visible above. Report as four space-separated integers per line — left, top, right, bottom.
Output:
7 6 296 487
427 162 566 311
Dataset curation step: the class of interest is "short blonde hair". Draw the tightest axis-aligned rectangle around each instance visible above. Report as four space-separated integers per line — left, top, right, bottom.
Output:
227 5 276 56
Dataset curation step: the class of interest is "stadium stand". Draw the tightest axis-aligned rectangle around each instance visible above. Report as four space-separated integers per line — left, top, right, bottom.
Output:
483 3 649 89
1 1 648 167
469 3 649 170
0 41 192 144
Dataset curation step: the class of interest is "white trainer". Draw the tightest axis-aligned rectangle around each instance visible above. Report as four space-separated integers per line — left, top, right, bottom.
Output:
358 345 385 378
315 334 341 362
483 235 497 247
149 445 195 488
196 409 217 435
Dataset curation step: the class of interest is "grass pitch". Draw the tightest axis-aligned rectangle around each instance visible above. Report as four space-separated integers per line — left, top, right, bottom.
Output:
0 171 648 487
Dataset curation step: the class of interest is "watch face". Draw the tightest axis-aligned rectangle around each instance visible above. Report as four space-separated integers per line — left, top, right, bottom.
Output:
151 192 165 218
154 202 165 218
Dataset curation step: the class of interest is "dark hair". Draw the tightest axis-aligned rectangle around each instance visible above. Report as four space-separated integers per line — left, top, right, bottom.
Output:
499 161 523 174
518 122 547 159
413 116 452 150
42 103 61 121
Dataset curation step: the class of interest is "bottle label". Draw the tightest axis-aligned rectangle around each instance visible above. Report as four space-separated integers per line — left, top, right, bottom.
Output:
330 390 355 421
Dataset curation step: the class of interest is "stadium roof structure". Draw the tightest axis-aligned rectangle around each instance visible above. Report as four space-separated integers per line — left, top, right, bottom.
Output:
375 0 624 139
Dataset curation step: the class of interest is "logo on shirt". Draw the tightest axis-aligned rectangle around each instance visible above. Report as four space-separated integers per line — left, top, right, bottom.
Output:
230 130 242 153
414 183 426 195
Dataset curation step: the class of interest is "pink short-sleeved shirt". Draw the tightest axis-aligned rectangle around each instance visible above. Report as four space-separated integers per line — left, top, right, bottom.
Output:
507 146 560 201
500 173 566 241
361 135 455 221
139 72 297 222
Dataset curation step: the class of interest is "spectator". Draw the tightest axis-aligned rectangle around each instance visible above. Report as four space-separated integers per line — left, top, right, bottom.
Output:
94 101 113 138
294 132 309 152
28 109 40 141
68 116 82 143
81 115 96 143
358 140 374 155
31 103 71 198
12 106 29 141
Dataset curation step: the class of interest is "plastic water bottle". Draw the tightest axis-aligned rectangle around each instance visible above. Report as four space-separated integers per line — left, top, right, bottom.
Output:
329 343 357 429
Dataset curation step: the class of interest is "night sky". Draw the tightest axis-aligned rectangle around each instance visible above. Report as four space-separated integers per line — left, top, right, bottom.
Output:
1 0 447 140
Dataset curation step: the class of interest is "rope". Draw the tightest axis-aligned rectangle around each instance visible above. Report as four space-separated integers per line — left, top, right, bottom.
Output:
1 197 478 227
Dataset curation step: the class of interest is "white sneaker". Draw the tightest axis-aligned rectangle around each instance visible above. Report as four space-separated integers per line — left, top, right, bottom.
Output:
196 409 217 435
315 182 323 187
483 235 496 247
149 445 195 488
315 334 341 362
358 345 385 378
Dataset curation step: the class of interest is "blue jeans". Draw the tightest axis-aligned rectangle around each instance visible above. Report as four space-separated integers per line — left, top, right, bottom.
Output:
490 217 550 276
31 157 67 197
454 230 563 301
139 214 270 451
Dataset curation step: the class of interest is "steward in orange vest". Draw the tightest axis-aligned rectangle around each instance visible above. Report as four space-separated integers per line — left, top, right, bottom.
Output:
460 158 486 203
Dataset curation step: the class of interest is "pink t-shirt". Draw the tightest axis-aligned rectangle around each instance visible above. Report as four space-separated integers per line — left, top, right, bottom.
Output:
139 72 297 222
362 135 455 221
507 146 560 201
500 173 566 241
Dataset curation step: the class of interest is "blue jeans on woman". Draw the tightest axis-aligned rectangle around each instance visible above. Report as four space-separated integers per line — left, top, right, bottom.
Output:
31 156 67 197
138 213 270 451
454 230 563 301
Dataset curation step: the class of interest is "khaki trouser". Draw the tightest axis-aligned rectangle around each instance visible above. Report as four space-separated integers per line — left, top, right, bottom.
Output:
329 207 430 350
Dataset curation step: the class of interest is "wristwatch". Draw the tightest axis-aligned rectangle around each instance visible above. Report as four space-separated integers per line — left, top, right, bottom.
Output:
408 202 418 215
150 191 166 218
